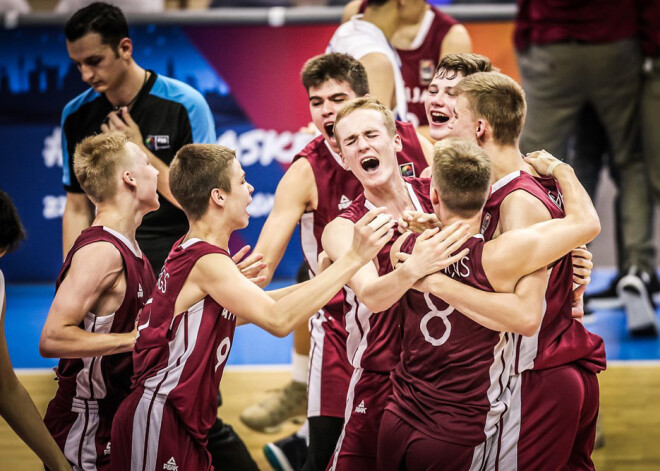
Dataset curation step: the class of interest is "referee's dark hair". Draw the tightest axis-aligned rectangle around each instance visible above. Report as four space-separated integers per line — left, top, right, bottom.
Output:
64 2 129 52
0 190 26 254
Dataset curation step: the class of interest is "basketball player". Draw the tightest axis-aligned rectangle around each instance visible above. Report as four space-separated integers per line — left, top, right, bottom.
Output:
344 0 471 135
378 139 601 469
109 143 395 471
240 53 431 471
442 72 606 469
327 0 410 120
320 97 473 470
0 191 71 471
39 132 159 470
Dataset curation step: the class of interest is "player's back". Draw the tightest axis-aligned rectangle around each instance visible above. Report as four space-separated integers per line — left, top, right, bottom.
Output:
131 238 237 442
51 226 155 408
387 234 514 447
339 177 431 372
481 170 605 374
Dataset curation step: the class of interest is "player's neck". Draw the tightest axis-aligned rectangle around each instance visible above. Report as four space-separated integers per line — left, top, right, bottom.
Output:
484 142 530 182
105 63 148 109
362 3 399 40
92 204 140 247
186 217 232 252
441 212 481 238
390 3 429 49
364 176 414 220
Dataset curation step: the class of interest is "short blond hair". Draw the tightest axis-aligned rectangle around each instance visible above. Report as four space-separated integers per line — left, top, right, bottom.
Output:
74 132 130 202
435 53 496 80
432 137 491 218
170 144 236 221
334 97 396 146
453 72 526 146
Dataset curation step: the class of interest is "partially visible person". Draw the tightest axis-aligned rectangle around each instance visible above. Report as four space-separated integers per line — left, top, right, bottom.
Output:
344 0 471 136
379 140 600 470
322 97 470 470
0 191 70 471
447 71 606 469
110 143 393 471
240 53 430 471
40 132 159 470
60 2 214 273
327 0 410 120
514 0 657 335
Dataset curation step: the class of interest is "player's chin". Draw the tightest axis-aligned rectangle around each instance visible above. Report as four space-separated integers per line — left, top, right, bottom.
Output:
429 125 451 142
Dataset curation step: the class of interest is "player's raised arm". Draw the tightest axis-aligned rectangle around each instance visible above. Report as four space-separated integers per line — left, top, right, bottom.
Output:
40 243 134 358
198 209 394 337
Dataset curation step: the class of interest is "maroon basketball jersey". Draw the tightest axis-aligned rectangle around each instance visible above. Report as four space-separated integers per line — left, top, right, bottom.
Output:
339 177 430 372
52 226 155 409
358 1 457 127
481 171 606 374
295 122 428 318
387 234 514 446
131 239 236 443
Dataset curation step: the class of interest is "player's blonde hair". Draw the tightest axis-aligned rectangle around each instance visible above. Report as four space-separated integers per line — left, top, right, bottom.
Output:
74 132 130 203
453 72 526 147
432 137 491 218
334 97 396 147
170 144 236 220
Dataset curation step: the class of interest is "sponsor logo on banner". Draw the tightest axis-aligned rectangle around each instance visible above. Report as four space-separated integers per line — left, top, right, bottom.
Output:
218 129 314 167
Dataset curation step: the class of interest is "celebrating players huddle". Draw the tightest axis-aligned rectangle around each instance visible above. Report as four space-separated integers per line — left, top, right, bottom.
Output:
7 15 602 468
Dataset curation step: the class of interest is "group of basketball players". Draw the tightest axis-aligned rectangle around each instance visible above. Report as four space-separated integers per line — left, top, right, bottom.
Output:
0 2 608 470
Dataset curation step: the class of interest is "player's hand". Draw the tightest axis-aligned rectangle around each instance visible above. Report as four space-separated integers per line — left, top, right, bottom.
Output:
101 107 144 146
350 208 395 264
407 222 471 279
398 210 440 234
572 245 593 287
524 150 568 177
232 245 267 286
572 284 586 321
318 251 333 274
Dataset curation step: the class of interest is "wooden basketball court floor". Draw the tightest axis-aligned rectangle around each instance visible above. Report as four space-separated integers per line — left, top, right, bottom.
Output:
2 276 660 470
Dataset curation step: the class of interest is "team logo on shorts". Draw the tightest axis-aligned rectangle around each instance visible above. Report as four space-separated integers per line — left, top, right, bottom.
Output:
145 135 170 151
420 59 435 85
355 400 367 414
163 457 178 471
399 162 415 177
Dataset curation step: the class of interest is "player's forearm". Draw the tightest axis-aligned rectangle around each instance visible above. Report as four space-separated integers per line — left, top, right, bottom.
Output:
266 280 310 301
0 377 71 471
424 275 541 336
357 263 419 313
266 251 365 337
554 165 600 244
39 326 135 359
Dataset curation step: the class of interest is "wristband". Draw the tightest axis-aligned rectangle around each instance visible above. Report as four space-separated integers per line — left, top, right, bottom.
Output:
547 159 567 177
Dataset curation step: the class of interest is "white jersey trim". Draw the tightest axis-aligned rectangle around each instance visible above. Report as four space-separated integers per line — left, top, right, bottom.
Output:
103 226 141 258
408 8 435 50
491 170 521 194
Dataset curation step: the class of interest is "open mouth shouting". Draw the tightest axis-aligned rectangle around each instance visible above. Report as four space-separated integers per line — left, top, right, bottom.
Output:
361 156 380 173
430 111 450 125
324 122 335 139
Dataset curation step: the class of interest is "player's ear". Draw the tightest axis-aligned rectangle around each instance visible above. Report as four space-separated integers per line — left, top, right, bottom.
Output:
117 37 133 60
340 152 350 170
475 119 486 140
393 134 402 153
123 170 136 189
430 186 440 206
210 188 226 209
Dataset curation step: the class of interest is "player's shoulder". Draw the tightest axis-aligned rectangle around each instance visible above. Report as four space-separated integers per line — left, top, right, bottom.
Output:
430 5 459 26
62 87 101 122
294 135 327 161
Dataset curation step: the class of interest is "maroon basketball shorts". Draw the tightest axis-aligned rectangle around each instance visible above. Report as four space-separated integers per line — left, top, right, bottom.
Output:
495 364 600 470
44 390 114 471
308 310 352 418
377 410 488 471
111 387 212 471
327 368 391 471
